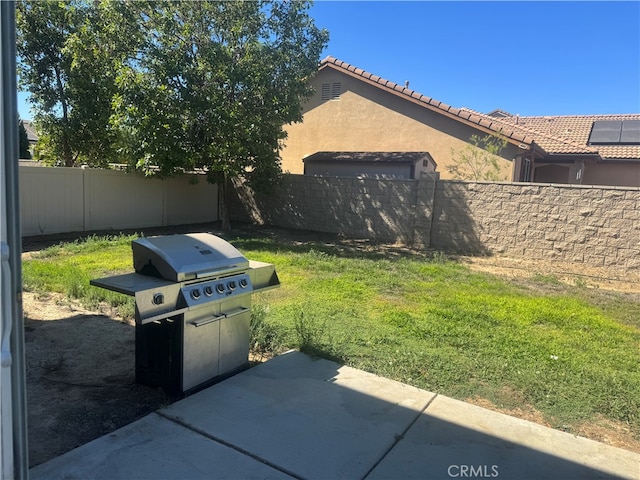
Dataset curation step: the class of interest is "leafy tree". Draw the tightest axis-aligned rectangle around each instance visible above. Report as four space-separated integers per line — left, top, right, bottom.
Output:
63 1 136 166
16 0 133 167
113 0 328 229
447 133 508 181
18 118 31 159
16 0 76 165
17 0 327 229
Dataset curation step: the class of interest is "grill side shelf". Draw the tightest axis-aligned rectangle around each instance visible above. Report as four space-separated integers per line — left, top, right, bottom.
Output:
90 273 174 297
91 273 182 326
248 261 280 293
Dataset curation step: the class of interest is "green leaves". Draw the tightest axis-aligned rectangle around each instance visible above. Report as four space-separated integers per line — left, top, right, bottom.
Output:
111 1 325 184
17 0 135 167
447 132 509 181
17 0 327 201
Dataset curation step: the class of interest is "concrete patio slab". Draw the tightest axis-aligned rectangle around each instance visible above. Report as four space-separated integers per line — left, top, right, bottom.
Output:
159 350 436 479
28 350 639 480
29 412 294 480
367 395 640 480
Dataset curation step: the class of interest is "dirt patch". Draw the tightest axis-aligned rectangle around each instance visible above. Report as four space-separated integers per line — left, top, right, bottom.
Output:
23 292 169 467
456 255 640 295
573 415 640 453
23 289 275 468
466 396 552 428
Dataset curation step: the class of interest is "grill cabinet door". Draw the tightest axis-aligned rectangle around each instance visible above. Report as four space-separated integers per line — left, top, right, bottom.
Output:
219 303 251 375
182 308 222 392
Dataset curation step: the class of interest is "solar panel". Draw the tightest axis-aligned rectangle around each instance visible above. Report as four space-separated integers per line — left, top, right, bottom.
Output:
620 120 640 144
588 120 622 144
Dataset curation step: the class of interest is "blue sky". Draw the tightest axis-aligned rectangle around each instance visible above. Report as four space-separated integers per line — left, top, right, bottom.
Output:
309 0 640 116
17 1 640 120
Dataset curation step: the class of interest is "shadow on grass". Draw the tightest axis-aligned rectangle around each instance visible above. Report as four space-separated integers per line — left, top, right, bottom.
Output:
228 224 447 263
297 344 349 366
22 220 454 266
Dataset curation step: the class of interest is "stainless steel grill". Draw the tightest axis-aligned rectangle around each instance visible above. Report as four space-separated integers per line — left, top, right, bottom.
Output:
90 233 279 396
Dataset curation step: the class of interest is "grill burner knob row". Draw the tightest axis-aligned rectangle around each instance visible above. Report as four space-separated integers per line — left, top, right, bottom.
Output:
216 283 225 294
228 281 236 291
203 286 213 296
191 289 201 300
239 278 248 288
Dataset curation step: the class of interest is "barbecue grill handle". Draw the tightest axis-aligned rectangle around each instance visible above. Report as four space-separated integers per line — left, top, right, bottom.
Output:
189 307 249 327
190 314 225 327
223 306 249 319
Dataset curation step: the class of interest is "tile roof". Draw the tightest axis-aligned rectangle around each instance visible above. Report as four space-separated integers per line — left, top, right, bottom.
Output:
319 56 640 161
460 108 600 156
494 113 640 160
21 120 38 142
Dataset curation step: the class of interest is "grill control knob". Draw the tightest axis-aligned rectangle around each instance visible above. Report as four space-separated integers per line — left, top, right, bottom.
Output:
191 289 201 300
153 293 164 305
216 283 226 294
203 286 213 296
227 280 236 291
239 278 248 288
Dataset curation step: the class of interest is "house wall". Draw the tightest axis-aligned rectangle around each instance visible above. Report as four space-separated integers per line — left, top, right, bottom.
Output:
229 174 640 271
582 162 640 187
531 161 640 187
282 68 516 180
20 165 218 236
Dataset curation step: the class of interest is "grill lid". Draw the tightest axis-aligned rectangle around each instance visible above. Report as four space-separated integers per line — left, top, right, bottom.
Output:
132 233 249 282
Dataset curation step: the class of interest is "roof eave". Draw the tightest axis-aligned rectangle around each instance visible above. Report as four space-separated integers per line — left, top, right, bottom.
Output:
544 153 602 161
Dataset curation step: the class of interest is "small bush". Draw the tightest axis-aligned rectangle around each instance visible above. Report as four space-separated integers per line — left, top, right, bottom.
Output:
293 307 346 362
250 304 284 358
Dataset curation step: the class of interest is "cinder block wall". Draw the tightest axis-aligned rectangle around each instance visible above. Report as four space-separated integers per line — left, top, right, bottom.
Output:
230 174 640 270
430 181 640 269
230 175 418 243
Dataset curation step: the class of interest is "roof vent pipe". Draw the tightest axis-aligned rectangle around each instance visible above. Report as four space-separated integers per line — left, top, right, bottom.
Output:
405 81 410 88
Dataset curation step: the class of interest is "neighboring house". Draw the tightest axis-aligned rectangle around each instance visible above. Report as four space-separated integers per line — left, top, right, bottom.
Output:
282 56 523 181
486 112 640 186
303 151 436 179
20 120 38 160
21 120 38 146
282 56 640 187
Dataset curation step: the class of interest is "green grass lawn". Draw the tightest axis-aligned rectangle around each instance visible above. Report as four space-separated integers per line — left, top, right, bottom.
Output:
22 232 640 440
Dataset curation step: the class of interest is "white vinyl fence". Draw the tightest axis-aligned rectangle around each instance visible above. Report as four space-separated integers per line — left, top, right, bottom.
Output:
19 165 219 236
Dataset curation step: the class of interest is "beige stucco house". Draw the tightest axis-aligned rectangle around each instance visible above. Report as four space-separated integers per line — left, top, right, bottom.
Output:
281 56 640 186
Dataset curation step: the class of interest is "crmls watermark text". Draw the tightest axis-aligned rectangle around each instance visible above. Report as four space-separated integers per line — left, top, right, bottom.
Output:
447 465 499 478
